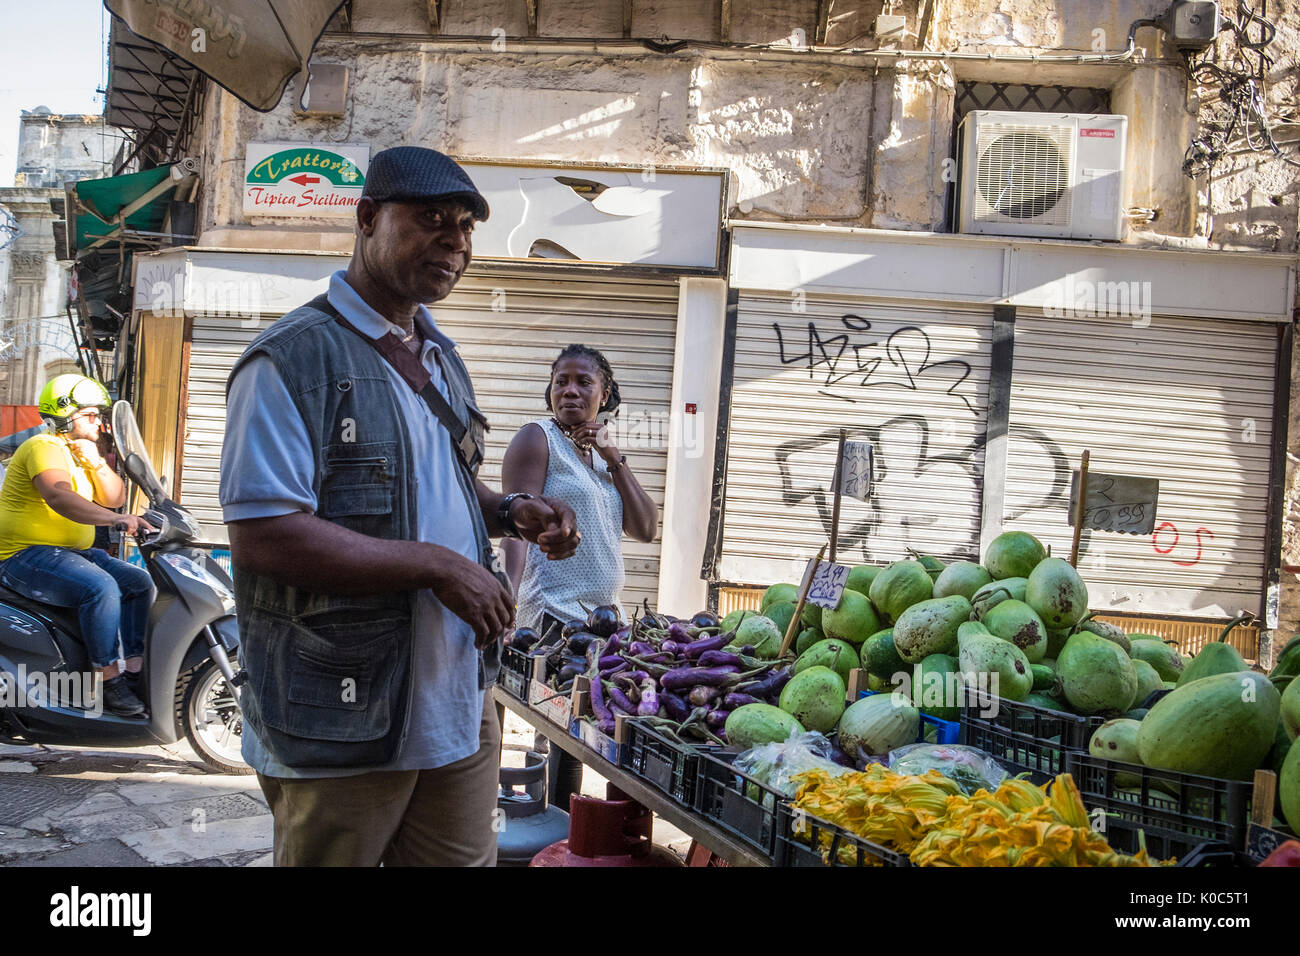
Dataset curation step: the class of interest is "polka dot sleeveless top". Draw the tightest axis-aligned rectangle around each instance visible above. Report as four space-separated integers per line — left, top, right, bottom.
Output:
515 418 626 630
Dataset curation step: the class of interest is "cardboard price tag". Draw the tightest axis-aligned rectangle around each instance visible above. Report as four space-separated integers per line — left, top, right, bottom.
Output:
840 440 874 502
806 560 850 610
1067 471 1159 535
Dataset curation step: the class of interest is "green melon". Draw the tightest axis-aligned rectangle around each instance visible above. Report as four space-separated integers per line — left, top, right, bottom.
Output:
845 565 882 596
779 666 846 734
794 638 858 686
868 560 934 625
1025 557 1089 630
760 582 799 612
860 628 909 681
762 601 798 642
822 588 882 647
970 577 1028 618
1138 672 1280 780
984 530 1048 580
932 561 994 601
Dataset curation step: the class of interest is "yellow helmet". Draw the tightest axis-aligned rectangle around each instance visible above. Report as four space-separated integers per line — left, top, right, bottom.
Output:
38 374 110 431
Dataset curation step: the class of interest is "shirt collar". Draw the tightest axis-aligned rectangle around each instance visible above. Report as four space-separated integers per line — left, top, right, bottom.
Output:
326 270 459 355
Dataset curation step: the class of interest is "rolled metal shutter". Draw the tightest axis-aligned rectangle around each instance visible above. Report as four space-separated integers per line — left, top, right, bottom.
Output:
718 292 994 585
1002 312 1279 619
180 269 679 612
180 315 247 535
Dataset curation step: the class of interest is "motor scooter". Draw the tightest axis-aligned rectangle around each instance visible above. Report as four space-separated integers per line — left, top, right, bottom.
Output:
0 400 249 774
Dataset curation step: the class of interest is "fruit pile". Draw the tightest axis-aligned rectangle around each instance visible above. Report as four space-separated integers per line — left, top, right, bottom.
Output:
733 530 1299 836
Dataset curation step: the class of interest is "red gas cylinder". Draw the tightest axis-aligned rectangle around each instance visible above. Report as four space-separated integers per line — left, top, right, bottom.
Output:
529 784 684 867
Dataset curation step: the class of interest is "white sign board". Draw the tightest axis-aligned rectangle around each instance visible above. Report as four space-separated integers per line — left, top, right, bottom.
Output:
806 560 850 610
244 143 369 218
840 440 874 502
459 162 725 269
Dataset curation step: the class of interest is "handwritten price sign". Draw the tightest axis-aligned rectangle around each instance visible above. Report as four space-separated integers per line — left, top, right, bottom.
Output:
1067 471 1159 535
840 440 874 502
806 560 851 610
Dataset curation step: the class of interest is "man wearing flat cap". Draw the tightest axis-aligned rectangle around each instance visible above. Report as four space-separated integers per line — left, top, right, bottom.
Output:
220 146 580 866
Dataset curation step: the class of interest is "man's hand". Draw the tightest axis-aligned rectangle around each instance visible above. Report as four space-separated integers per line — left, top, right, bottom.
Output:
69 438 105 467
511 496 580 560
114 515 158 536
433 552 515 649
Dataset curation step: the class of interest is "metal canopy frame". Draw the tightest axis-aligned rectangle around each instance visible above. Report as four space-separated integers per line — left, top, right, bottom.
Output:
106 17 202 172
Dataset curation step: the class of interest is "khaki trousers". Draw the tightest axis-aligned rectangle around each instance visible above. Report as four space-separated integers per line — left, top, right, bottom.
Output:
257 693 501 866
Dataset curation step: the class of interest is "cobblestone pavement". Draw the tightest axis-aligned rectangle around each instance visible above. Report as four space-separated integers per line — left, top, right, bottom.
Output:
0 712 690 866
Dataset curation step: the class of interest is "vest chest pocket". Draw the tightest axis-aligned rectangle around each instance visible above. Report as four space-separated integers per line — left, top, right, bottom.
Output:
319 440 399 537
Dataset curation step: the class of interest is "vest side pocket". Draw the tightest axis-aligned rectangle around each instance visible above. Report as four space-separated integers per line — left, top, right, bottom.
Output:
242 610 409 767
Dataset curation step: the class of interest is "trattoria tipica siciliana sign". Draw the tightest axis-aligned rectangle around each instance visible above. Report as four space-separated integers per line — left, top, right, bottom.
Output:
244 143 370 218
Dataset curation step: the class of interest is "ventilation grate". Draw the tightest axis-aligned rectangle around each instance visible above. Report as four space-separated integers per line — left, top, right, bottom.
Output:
973 123 1074 225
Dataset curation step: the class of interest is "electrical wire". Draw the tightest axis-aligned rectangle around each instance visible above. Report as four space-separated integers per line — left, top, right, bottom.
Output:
1183 1 1300 175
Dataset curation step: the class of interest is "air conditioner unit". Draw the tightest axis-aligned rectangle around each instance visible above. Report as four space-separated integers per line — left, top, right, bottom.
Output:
956 110 1128 241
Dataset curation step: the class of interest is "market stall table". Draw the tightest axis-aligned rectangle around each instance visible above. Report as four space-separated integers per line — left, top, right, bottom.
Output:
493 686 770 867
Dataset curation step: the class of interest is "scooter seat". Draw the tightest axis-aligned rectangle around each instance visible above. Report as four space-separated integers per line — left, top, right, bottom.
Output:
0 583 85 642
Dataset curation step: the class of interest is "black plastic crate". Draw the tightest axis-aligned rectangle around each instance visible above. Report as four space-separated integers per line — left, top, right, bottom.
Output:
622 718 715 807
693 751 784 860
960 695 1105 783
1097 817 1237 866
498 644 532 700
774 802 911 867
1066 751 1253 851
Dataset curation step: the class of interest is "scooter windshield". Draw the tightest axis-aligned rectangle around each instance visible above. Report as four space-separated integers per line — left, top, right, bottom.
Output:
110 401 168 506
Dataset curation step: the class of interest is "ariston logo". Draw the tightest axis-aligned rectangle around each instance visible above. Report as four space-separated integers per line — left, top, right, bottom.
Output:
49 886 151 936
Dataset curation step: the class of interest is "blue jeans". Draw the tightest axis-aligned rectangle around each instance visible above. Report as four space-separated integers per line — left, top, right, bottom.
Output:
0 546 153 667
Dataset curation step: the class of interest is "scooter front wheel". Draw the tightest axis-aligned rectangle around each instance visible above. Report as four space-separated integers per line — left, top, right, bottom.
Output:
177 659 254 775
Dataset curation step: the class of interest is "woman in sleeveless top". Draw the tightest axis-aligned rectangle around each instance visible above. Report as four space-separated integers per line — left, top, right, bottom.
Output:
501 345 658 808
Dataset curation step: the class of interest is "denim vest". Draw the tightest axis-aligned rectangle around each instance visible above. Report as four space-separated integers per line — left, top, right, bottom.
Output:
227 300 500 770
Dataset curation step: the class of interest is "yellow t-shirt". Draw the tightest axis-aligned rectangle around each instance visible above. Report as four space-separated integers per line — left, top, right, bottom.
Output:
0 433 97 559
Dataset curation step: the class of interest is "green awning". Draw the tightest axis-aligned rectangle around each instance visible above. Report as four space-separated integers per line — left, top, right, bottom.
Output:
73 164 176 250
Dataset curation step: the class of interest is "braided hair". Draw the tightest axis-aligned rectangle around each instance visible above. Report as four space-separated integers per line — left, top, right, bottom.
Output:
544 344 621 417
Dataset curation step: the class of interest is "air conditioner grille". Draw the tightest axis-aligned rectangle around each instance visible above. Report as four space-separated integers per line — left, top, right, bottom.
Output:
974 123 1074 225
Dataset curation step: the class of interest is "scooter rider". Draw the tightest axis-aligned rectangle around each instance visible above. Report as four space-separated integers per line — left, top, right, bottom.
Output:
0 375 157 716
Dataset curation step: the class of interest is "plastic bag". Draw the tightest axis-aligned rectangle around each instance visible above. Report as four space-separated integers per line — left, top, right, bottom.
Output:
886 743 1010 795
734 730 854 797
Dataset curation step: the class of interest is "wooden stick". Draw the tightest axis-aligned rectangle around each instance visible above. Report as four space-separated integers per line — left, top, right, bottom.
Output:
1251 769 1277 827
1069 449 1090 568
828 429 846 563
779 544 826 658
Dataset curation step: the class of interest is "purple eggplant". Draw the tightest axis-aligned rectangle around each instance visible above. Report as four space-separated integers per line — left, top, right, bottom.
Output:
659 689 691 722
737 666 791 700
723 691 762 710
599 661 629 679
683 633 731 659
705 708 730 730
597 654 623 670
627 670 650 684
688 685 720 707
605 681 637 716
561 618 588 639
696 649 744 669
661 665 739 691
629 640 657 658
660 640 685 657
589 668 615 728
586 604 623 638
637 679 659 717
667 620 696 643
690 611 721 630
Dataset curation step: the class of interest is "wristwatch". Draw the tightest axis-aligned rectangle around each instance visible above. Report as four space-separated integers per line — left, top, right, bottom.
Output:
497 492 534 539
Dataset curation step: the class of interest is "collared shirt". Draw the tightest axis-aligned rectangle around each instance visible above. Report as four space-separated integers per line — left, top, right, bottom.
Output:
220 270 482 778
